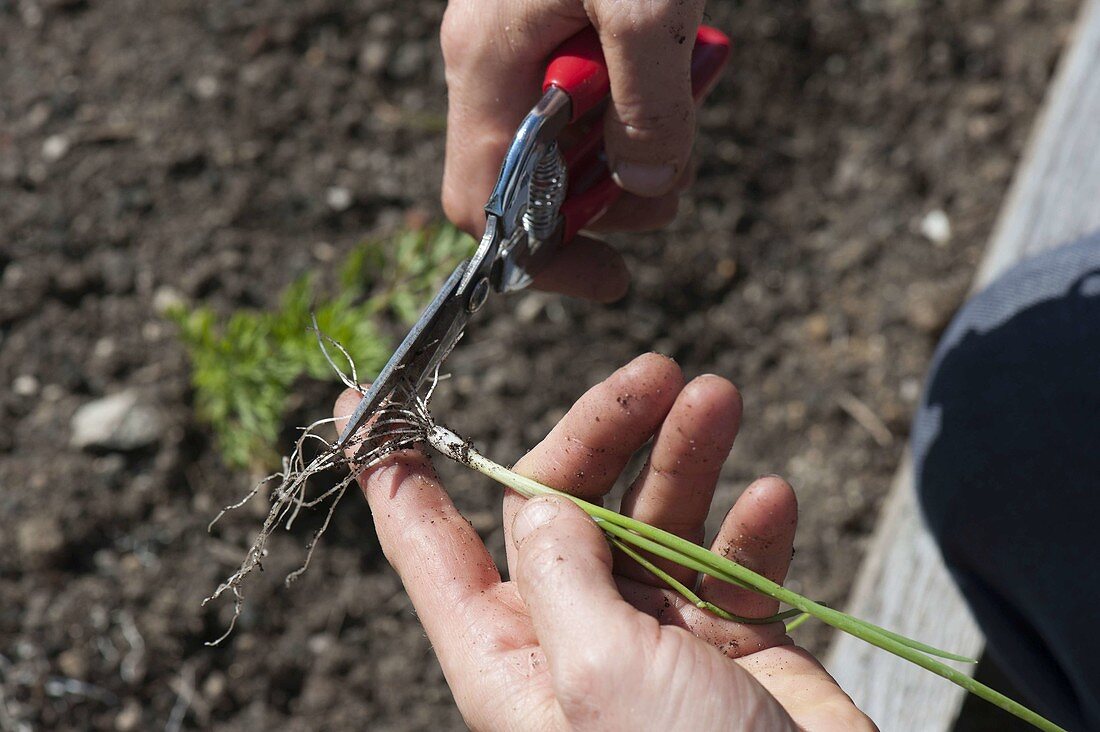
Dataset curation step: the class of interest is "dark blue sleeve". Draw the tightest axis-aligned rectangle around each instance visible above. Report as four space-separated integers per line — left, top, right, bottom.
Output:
912 233 1100 732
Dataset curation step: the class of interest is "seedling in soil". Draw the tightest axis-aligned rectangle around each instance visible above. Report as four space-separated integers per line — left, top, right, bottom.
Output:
169 222 474 470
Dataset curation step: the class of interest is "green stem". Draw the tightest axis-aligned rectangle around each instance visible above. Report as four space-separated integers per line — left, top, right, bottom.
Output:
784 612 811 633
427 425 1065 732
607 535 801 625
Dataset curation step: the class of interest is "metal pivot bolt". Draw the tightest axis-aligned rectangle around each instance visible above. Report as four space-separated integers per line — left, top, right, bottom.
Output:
467 277 491 313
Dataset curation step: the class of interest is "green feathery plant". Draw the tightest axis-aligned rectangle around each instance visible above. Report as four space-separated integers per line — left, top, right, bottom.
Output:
168 223 475 470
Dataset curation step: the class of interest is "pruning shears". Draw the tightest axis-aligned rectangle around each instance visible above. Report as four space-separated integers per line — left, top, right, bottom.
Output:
337 26 731 451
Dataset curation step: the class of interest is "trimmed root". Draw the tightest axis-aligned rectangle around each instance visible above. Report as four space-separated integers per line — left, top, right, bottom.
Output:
203 368 438 645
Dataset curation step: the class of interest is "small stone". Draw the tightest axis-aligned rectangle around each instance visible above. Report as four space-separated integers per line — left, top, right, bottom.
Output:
919 210 951 246
57 648 88 678
115 699 142 731
906 283 956 335
17 516 65 565
152 286 183 314
804 313 830 341
900 378 922 403
21 1 44 28
325 186 353 212
71 390 163 451
202 672 226 701
194 75 220 99
142 321 164 341
42 134 71 162
515 294 547 323
93 337 116 359
715 258 737 280
311 241 336 262
13 374 39 396
308 634 334 655
359 41 388 74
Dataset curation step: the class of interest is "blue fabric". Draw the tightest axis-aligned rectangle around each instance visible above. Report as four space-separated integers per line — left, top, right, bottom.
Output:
912 232 1100 731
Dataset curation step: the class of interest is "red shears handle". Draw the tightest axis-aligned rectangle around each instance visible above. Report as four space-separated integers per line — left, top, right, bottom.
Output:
543 26 731 242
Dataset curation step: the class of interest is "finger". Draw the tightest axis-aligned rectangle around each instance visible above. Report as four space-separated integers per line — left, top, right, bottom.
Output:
738 647 875 731
439 0 587 235
530 235 630 302
591 0 705 197
512 496 646 697
588 162 694 233
699 476 799 618
618 375 742 586
505 353 684 572
586 191 681 233
617 580 789 657
333 389 502 671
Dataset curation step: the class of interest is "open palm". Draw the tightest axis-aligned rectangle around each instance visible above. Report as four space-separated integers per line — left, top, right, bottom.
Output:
336 354 873 731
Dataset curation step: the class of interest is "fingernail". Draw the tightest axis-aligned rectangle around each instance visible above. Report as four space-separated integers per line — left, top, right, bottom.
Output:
512 498 560 544
612 160 677 197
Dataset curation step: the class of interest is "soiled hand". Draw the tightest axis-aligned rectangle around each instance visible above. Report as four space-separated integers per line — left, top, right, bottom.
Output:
335 354 874 731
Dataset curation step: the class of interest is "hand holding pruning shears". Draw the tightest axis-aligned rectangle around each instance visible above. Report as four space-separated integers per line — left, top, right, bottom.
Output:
441 0 729 301
335 17 729 449
333 6 874 729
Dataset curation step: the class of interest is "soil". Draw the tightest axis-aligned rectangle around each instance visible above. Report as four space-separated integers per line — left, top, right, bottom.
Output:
0 0 1079 729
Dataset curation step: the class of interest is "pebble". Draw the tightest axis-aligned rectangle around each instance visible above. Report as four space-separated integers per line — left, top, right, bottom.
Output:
152 286 183 314
900 378 922 403
13 374 39 396
202 671 227 701
17 516 65 565
42 134 71 162
919 209 951 246
325 186 353 212
194 75 220 99
905 283 956 335
70 390 163 451
359 41 389 74
803 313 830 342
58 648 88 678
115 699 142 731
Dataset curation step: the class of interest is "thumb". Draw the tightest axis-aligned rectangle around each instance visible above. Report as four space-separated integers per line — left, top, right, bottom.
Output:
590 0 705 197
513 497 642 681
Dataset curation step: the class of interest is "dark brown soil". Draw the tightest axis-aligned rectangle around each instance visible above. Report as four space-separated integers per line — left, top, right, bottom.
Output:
0 0 1078 729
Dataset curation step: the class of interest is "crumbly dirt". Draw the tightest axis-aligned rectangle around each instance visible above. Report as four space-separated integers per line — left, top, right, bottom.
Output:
0 0 1078 729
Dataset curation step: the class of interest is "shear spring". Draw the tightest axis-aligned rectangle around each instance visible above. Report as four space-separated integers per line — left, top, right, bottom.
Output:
523 142 566 245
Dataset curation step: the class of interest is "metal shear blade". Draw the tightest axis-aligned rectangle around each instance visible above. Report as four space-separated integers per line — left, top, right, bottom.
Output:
334 261 472 451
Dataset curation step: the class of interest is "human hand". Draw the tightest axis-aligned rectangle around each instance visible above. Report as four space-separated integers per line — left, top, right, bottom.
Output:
335 354 873 730
440 0 712 302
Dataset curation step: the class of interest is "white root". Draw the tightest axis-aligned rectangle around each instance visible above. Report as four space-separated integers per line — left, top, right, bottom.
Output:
203 341 442 645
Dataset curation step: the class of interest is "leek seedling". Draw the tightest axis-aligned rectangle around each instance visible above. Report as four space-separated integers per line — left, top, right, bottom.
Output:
204 337 1064 732
425 422 1064 732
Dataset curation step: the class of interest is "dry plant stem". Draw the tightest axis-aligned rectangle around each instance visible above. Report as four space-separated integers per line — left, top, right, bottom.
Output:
426 424 1066 732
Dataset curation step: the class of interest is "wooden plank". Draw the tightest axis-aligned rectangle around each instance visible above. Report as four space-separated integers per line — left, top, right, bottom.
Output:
825 458 983 731
825 0 1100 728
978 0 1100 287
